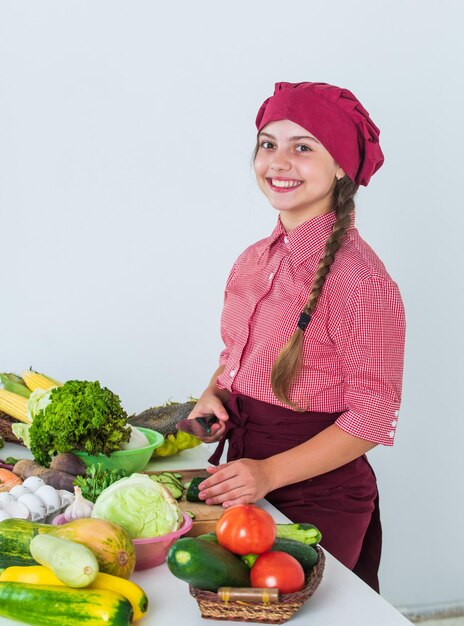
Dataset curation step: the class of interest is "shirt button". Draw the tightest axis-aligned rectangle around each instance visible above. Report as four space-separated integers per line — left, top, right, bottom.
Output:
388 430 395 438
269 272 274 281
229 370 236 377
391 420 397 427
283 236 289 244
394 410 399 417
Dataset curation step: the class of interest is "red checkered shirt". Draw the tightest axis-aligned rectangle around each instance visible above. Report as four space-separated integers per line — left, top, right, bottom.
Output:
216 211 406 446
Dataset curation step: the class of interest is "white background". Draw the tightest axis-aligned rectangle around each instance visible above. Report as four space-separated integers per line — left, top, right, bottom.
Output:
1 0 463 611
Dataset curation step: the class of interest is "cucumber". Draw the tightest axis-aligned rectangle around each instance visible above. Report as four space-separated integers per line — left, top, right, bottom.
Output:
167 537 250 591
162 471 183 483
185 476 204 502
166 481 183 499
241 538 318 573
276 523 322 546
272 537 318 572
196 532 218 543
150 473 183 499
0 581 133 626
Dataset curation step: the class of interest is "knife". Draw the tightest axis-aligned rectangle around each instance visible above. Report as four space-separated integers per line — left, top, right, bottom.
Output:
176 415 219 437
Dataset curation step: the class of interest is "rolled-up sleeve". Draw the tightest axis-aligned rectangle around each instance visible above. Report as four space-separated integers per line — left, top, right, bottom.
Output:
332 276 406 446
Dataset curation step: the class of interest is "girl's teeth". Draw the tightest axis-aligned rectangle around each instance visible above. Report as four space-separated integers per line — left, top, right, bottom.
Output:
271 179 302 188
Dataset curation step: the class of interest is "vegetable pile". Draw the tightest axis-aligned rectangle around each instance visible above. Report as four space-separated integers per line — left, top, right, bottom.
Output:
0 368 202 463
167 504 322 595
0 516 147 625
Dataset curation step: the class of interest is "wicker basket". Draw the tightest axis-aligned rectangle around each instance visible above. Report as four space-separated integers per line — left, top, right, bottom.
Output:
189 546 325 624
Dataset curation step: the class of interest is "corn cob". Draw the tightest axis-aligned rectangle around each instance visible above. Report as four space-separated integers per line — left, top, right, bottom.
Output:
21 370 61 392
0 390 30 423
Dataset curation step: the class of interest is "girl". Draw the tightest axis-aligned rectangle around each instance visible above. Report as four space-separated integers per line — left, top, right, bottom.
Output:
188 82 406 592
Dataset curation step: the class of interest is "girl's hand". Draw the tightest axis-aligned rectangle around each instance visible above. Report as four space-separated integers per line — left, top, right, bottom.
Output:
187 390 229 443
198 458 274 507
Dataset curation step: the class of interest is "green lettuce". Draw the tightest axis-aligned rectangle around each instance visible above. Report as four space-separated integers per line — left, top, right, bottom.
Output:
29 380 130 466
91 473 183 539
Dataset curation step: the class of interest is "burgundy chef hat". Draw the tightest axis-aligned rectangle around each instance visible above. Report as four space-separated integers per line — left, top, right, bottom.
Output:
255 82 384 187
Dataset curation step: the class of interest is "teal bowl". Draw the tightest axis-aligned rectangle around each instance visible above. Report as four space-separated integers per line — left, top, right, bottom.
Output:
74 427 164 473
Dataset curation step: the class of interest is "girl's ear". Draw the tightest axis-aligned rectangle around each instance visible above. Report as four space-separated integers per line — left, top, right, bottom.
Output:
336 168 346 181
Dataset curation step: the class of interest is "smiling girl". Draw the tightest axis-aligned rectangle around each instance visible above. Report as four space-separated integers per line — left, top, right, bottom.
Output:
187 82 406 591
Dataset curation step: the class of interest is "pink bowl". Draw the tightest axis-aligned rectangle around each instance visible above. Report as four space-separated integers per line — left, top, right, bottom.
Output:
132 513 193 570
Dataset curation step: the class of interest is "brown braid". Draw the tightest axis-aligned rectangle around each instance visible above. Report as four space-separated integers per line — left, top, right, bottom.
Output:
270 176 359 410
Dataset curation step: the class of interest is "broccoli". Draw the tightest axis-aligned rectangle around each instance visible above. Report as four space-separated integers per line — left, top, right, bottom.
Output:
29 380 130 466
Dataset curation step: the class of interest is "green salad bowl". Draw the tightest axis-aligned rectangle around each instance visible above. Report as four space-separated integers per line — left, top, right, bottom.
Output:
74 427 164 473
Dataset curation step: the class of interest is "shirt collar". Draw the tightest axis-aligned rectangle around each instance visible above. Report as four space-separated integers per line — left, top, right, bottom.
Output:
256 219 286 261
286 211 339 266
257 211 346 266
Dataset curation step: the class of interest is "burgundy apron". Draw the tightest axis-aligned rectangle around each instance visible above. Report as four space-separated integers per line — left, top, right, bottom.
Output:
209 394 382 592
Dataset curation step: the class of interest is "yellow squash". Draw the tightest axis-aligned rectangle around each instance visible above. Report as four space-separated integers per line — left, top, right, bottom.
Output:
0 566 148 622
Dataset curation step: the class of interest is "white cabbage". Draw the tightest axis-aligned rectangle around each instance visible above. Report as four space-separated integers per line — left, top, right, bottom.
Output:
91 473 182 539
26 388 53 421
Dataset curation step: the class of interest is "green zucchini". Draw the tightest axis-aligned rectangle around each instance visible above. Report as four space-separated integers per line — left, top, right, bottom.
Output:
0 519 50 568
0 581 133 626
276 522 322 546
167 537 250 591
185 476 204 502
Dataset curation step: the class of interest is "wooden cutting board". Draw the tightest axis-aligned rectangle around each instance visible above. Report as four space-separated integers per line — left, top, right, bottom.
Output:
145 468 224 537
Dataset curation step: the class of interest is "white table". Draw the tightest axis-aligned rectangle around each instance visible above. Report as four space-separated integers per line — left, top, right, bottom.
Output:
0 442 411 625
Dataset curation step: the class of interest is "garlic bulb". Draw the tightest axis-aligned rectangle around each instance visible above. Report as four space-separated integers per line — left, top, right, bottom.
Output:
64 486 94 521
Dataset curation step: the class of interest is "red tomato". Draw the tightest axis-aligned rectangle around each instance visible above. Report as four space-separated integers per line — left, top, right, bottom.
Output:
250 552 305 594
216 504 276 555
